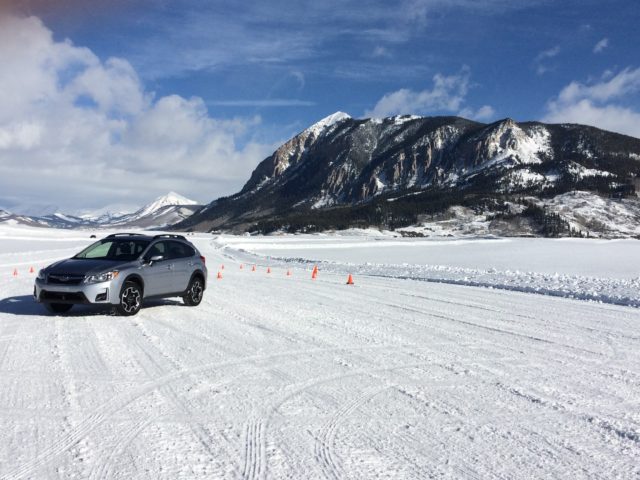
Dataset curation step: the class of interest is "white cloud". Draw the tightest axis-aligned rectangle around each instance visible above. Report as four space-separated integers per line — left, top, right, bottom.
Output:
536 46 561 60
543 67 640 138
365 67 472 118
372 46 392 58
534 46 560 75
207 99 315 107
458 105 496 121
593 37 609 54
0 122 43 150
365 67 494 121
0 15 274 212
556 67 640 104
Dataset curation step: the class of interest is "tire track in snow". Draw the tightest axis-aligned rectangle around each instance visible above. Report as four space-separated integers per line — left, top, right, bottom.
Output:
314 386 390 480
0 344 410 480
0 322 19 369
254 362 439 479
362 293 604 357
121 320 228 472
88 367 246 480
366 279 635 345
89 417 155 480
242 416 266 480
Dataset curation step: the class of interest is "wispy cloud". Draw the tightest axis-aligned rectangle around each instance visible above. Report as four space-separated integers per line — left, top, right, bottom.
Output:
543 67 640 138
371 46 392 58
534 46 560 75
121 0 553 80
207 99 316 107
593 37 609 54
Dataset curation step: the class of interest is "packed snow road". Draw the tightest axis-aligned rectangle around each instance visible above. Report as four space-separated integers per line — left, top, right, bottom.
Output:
0 229 639 479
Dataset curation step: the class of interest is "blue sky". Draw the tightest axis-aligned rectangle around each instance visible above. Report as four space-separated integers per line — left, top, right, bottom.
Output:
0 0 639 212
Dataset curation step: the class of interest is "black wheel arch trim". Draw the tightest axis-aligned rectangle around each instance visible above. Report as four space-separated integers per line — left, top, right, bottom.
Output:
123 274 145 295
189 270 206 290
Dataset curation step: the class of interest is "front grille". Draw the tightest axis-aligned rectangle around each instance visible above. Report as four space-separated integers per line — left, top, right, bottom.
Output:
40 291 88 303
47 274 84 285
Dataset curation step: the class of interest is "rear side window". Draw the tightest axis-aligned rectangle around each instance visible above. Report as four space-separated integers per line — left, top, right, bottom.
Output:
167 241 195 259
145 241 168 260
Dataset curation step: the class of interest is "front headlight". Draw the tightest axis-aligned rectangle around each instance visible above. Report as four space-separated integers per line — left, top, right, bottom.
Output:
37 269 46 280
84 271 119 284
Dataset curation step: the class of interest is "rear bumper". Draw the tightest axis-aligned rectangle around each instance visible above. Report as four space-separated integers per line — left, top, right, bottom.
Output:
34 278 116 305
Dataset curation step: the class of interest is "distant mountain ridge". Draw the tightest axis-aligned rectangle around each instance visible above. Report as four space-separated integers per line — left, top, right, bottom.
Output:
0 192 201 229
177 112 640 237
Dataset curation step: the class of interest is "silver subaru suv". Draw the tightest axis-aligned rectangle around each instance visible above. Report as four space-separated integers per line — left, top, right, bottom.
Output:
34 233 207 316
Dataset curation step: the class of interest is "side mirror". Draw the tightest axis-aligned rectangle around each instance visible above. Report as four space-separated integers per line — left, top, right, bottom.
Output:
144 255 164 265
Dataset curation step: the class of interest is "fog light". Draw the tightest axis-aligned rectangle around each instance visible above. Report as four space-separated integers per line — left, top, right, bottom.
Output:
95 289 108 302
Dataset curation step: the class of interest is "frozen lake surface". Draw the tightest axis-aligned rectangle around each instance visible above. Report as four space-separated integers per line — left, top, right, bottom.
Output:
0 225 638 479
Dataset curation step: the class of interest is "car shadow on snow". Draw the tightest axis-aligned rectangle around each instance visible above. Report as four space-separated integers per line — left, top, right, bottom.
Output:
0 295 188 317
0 295 50 316
141 298 184 309
0 295 111 317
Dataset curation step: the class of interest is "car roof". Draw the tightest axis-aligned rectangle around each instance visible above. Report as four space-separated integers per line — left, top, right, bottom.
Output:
104 233 190 243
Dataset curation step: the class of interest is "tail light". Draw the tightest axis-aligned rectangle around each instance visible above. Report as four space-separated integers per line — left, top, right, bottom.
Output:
200 255 206 264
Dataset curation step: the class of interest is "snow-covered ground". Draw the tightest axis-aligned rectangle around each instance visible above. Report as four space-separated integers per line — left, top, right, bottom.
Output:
222 232 640 307
1 225 639 479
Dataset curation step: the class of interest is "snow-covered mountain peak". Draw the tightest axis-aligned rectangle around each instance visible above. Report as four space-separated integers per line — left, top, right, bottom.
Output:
158 191 197 207
133 192 198 218
306 111 351 136
243 112 353 191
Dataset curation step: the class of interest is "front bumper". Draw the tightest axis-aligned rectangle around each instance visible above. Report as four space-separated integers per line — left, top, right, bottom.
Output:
34 278 117 305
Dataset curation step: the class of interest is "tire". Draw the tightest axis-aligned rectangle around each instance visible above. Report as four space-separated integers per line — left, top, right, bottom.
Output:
183 276 204 306
116 281 143 316
44 303 73 314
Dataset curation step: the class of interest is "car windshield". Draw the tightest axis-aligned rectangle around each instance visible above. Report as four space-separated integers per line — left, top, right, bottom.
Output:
73 239 150 261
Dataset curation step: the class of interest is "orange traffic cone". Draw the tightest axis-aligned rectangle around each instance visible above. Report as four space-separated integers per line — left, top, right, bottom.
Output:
346 274 355 285
311 270 317 280
267 267 271 274
29 266 34 274
12 268 18 277
286 270 291 276
217 271 223 279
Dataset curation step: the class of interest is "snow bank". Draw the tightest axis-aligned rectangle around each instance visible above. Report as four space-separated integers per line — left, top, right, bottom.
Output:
218 235 640 308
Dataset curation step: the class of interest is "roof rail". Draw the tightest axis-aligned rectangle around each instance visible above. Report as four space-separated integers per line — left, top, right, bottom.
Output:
152 234 187 240
106 233 144 238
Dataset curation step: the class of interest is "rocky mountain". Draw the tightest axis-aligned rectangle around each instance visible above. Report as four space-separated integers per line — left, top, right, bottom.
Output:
0 192 201 229
177 113 640 237
90 192 199 228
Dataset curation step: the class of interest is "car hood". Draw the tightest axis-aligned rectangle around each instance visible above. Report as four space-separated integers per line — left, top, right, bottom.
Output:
46 258 128 276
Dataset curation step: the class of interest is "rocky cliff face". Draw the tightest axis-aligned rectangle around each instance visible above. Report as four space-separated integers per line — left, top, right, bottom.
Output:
178 113 640 233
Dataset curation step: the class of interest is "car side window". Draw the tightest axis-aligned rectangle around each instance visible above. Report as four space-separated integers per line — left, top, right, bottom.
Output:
167 241 192 259
146 241 167 260
83 242 111 258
